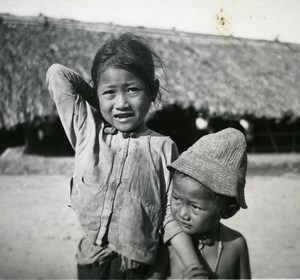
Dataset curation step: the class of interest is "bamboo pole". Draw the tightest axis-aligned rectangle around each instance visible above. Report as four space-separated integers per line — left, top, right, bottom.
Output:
263 118 278 153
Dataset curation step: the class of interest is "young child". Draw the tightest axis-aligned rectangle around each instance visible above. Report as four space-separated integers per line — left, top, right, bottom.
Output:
46 33 205 279
168 128 251 279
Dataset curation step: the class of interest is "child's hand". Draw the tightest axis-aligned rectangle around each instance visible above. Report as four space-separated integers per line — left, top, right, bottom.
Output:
182 264 209 279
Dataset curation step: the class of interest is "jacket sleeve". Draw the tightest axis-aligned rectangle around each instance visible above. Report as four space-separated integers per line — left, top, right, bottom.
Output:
46 63 94 149
162 140 183 243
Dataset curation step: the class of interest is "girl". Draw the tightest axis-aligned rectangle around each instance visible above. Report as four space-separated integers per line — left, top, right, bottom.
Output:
46 33 206 279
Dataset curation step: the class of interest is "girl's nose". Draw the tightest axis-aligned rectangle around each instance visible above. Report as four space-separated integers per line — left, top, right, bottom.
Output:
115 92 129 108
178 205 190 221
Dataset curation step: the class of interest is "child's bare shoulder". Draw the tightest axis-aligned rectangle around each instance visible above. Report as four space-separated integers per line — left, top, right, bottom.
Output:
221 223 248 252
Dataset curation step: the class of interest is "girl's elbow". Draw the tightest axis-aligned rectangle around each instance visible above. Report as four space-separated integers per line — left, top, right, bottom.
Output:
46 63 64 82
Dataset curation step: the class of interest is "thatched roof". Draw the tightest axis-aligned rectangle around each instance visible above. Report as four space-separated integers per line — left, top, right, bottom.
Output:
1 14 300 129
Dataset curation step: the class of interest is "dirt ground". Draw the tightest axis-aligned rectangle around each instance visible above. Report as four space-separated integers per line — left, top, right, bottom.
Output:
0 148 300 279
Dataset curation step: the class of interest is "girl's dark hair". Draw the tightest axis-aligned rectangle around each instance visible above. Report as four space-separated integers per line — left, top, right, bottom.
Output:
91 33 166 103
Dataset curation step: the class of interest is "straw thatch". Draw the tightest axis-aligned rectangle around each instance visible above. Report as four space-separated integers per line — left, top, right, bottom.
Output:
1 14 300 130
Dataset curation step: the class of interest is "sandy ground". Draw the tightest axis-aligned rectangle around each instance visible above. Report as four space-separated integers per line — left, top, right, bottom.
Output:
0 150 300 279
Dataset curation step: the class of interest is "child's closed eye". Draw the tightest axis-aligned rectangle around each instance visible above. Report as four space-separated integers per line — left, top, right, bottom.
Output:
172 195 180 203
192 205 202 211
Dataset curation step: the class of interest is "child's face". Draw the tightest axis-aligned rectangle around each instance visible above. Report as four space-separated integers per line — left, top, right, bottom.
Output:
171 173 223 235
97 67 152 132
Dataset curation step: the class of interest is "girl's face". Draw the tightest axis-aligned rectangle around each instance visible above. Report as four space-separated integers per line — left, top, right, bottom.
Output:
171 173 223 236
97 67 152 133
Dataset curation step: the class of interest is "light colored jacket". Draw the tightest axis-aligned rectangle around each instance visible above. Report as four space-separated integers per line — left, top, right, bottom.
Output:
46 64 182 266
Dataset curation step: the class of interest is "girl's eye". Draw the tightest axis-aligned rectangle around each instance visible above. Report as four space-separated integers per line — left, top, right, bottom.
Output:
103 90 115 95
128 87 139 94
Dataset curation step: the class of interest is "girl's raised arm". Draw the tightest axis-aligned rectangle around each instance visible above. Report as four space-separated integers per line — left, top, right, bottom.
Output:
46 64 97 149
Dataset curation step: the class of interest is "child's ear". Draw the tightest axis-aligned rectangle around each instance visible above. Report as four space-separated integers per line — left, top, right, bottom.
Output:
222 204 240 219
152 79 159 101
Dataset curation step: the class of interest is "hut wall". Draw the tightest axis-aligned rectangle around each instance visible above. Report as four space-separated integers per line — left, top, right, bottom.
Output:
1 109 299 155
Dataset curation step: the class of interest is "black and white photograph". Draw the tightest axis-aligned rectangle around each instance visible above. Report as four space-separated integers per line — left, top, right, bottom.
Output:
0 0 300 279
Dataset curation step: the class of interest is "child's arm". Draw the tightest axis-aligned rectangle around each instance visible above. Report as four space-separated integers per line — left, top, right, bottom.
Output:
47 64 97 105
237 236 251 279
46 64 97 148
170 233 209 279
164 206 208 279
162 141 208 278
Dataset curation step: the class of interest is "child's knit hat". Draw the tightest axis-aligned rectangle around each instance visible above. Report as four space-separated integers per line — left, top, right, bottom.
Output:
169 128 248 208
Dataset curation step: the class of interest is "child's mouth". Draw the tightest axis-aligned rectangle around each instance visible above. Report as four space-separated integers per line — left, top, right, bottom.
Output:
114 112 134 120
179 221 191 229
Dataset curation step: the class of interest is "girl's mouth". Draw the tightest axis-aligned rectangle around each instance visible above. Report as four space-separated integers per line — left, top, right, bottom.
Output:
114 112 134 120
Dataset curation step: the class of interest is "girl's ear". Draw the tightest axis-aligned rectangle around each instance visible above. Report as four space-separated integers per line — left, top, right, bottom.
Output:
222 204 240 219
152 79 159 101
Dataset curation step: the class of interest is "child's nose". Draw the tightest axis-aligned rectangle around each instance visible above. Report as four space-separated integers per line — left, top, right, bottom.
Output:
115 92 129 108
178 205 190 220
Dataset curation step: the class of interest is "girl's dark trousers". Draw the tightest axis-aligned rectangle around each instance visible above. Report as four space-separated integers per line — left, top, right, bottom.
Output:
77 252 169 279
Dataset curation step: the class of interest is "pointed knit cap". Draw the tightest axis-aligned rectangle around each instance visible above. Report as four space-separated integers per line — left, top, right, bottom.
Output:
169 128 248 208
